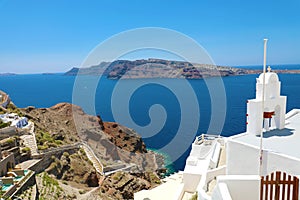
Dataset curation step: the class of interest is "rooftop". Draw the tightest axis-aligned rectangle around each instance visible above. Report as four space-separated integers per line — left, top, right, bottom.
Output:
230 109 300 161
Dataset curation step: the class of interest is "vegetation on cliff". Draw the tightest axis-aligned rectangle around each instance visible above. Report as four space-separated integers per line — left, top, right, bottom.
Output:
0 121 11 129
0 102 24 117
36 131 65 150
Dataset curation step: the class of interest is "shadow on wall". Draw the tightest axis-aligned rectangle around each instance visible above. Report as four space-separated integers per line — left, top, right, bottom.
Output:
257 128 294 138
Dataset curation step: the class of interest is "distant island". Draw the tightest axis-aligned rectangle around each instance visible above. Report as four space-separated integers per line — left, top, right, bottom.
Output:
64 58 300 79
64 58 249 79
0 73 17 76
42 73 59 75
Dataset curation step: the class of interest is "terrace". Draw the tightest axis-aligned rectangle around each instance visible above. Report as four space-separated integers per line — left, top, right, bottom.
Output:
0 166 34 198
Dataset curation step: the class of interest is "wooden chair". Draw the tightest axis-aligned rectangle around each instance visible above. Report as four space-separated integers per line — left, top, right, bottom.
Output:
261 171 299 200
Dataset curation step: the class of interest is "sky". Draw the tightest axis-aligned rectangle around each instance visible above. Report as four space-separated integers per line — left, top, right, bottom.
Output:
0 0 300 74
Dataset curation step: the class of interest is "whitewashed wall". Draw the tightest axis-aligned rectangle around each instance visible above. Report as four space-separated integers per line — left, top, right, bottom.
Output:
211 175 260 200
227 139 300 176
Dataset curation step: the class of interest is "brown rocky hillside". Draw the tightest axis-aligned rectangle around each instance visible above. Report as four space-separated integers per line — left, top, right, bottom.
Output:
16 102 164 199
21 103 162 171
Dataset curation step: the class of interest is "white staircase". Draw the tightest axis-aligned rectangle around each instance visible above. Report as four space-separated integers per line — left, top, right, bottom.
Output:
20 134 38 155
81 143 104 175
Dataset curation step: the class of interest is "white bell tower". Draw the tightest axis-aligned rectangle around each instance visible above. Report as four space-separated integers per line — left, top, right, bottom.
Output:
246 66 287 136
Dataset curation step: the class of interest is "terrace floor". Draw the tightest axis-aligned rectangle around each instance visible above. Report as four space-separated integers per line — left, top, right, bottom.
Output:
231 109 300 160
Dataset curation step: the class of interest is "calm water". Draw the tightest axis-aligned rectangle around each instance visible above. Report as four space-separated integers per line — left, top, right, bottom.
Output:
1 69 300 171
235 64 300 70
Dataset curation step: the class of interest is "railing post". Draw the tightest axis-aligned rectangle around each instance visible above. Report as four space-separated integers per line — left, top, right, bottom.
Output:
275 171 280 200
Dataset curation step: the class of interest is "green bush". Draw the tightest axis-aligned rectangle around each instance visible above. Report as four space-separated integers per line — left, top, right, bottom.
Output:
6 103 23 117
79 148 85 154
6 137 15 144
42 172 60 187
79 190 86 194
38 145 48 150
148 172 161 184
22 147 31 153
36 131 65 150
112 172 122 181
0 121 11 129
63 151 69 157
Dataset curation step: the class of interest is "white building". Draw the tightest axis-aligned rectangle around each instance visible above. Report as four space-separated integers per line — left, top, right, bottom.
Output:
0 113 28 129
212 69 300 200
135 68 300 200
246 66 286 135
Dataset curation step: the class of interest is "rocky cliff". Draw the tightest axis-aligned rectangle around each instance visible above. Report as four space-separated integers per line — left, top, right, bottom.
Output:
99 171 161 199
102 121 147 154
64 58 249 79
18 102 163 199
64 59 300 79
21 103 162 170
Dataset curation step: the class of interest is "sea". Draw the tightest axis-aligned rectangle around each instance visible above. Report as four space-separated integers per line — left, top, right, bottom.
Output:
1 64 300 173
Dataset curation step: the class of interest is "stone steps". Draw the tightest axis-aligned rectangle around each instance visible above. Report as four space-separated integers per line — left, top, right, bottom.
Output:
21 134 38 155
81 144 103 175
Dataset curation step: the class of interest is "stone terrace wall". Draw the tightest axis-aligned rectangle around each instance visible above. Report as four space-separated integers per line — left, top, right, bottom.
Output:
0 153 15 176
0 127 19 140
11 170 36 198
30 144 80 173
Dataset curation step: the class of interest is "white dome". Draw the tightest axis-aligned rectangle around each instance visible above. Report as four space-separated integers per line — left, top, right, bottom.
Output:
258 72 279 84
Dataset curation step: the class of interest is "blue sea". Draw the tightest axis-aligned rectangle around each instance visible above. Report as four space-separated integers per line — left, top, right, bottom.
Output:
1 64 300 172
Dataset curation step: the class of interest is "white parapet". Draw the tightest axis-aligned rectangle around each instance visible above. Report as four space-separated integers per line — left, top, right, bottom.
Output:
211 182 232 200
210 142 221 169
211 175 260 200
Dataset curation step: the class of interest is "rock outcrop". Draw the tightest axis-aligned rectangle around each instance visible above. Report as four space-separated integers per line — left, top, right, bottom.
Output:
45 151 100 186
100 171 161 200
103 122 147 154
0 90 11 108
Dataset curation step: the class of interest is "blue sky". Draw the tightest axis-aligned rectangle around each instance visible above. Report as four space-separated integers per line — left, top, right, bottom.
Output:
0 0 300 73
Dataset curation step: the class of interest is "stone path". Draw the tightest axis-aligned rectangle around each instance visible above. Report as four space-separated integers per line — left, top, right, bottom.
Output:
81 143 104 175
18 159 41 170
20 134 38 155
104 163 136 176
20 121 39 155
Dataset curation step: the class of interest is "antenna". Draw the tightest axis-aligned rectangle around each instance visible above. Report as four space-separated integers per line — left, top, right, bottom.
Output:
259 38 268 176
